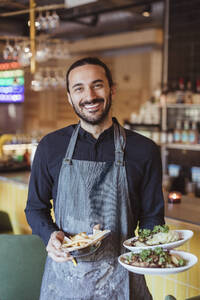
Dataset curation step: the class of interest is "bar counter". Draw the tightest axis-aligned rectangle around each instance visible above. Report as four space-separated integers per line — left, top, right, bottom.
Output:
0 171 30 187
165 193 200 226
146 193 200 300
0 172 200 299
0 171 31 234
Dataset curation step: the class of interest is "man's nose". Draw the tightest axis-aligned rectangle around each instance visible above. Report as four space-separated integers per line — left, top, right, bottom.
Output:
85 87 96 100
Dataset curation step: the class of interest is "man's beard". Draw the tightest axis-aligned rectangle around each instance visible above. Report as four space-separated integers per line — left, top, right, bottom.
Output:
70 92 112 125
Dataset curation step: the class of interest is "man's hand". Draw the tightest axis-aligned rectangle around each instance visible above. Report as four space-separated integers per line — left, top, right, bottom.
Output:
93 224 101 234
46 231 73 262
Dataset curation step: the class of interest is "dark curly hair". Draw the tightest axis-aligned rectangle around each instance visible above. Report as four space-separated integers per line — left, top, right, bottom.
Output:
66 57 113 93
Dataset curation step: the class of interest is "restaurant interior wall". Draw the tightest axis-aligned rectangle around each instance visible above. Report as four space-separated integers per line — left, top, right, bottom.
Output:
23 30 162 135
162 0 200 184
168 0 200 88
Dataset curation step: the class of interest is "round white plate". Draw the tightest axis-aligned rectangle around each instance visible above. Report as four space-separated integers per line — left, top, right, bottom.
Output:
118 250 198 275
123 230 193 251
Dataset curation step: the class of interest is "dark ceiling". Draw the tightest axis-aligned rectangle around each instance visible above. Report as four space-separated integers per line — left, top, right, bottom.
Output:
0 0 164 42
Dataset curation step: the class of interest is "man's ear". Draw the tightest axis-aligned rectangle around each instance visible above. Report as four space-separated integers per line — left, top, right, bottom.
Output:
67 92 72 105
111 84 116 97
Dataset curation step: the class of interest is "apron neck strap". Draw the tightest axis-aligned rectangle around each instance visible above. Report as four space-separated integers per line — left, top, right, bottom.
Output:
64 122 80 164
64 118 126 165
113 118 126 166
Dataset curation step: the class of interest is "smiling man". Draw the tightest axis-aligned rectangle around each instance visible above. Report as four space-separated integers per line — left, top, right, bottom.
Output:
68 64 112 127
25 57 165 300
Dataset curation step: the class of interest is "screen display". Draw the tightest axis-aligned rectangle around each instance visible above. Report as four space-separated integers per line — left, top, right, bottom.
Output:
0 64 24 103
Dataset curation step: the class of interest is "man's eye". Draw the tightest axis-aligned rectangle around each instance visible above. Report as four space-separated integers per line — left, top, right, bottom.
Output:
74 87 83 92
93 83 103 89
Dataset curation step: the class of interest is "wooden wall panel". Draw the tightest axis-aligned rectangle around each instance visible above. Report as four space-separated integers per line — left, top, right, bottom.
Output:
23 43 162 134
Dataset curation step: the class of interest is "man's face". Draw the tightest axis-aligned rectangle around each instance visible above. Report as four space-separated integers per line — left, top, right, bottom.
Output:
67 64 114 125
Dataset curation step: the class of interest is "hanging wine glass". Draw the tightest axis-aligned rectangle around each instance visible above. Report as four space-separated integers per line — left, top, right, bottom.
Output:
35 12 42 30
43 68 51 90
50 11 60 29
12 40 21 60
53 43 63 59
3 40 13 60
31 70 44 91
62 43 71 59
38 11 48 30
45 11 52 29
36 40 47 62
57 69 66 88
50 69 58 88
44 40 51 60
18 41 31 67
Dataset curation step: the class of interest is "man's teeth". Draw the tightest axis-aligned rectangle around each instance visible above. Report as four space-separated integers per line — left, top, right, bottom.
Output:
84 103 99 108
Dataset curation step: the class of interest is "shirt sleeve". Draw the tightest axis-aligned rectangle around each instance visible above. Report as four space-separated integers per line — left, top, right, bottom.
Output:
25 139 59 245
138 142 165 229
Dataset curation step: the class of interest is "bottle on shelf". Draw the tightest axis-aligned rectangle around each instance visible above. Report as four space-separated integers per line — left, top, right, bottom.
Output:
173 119 182 143
188 121 199 144
160 83 169 105
160 130 167 144
176 78 185 104
167 129 174 144
151 127 160 144
185 80 193 104
181 120 189 144
193 79 200 104
164 81 177 104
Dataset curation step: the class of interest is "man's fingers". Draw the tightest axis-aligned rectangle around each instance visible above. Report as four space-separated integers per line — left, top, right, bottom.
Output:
49 231 64 249
46 245 66 257
48 251 73 262
93 224 101 230
46 230 74 262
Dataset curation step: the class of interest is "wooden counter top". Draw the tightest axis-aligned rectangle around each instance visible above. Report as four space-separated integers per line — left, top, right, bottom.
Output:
0 172 199 226
164 193 200 226
0 171 30 187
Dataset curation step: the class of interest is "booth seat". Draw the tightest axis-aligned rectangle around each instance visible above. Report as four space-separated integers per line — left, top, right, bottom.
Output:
0 234 46 300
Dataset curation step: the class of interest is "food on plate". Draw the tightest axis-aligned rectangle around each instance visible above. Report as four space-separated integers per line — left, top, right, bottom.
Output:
62 229 110 249
120 247 186 268
62 232 92 248
126 225 181 247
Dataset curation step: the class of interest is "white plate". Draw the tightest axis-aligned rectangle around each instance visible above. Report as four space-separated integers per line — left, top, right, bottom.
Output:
123 230 193 251
118 250 198 275
62 229 111 252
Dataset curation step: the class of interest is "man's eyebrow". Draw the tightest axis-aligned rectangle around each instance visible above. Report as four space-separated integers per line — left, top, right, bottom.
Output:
71 79 104 89
92 79 104 84
72 83 83 89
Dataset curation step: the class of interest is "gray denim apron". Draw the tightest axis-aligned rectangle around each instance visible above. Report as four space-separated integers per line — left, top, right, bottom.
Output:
40 119 152 300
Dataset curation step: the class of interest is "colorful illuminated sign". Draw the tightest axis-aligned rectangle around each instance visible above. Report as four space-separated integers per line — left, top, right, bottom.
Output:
0 64 24 103
0 94 24 102
0 77 24 86
0 69 24 78
0 62 21 71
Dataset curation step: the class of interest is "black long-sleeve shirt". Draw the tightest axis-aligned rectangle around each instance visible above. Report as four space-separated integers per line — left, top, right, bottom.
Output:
25 122 165 245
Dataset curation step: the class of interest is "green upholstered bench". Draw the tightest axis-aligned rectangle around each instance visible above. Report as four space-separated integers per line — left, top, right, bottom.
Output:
0 234 47 300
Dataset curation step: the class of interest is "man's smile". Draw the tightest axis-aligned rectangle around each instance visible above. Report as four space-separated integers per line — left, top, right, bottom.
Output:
80 98 104 112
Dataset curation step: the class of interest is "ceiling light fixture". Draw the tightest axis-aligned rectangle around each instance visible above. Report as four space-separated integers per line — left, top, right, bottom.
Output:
65 0 97 8
142 5 151 18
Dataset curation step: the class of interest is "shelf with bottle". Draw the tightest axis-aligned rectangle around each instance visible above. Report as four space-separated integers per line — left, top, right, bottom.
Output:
164 164 200 198
124 120 161 143
0 133 40 172
159 103 200 108
160 120 200 154
160 78 200 106
164 143 200 151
